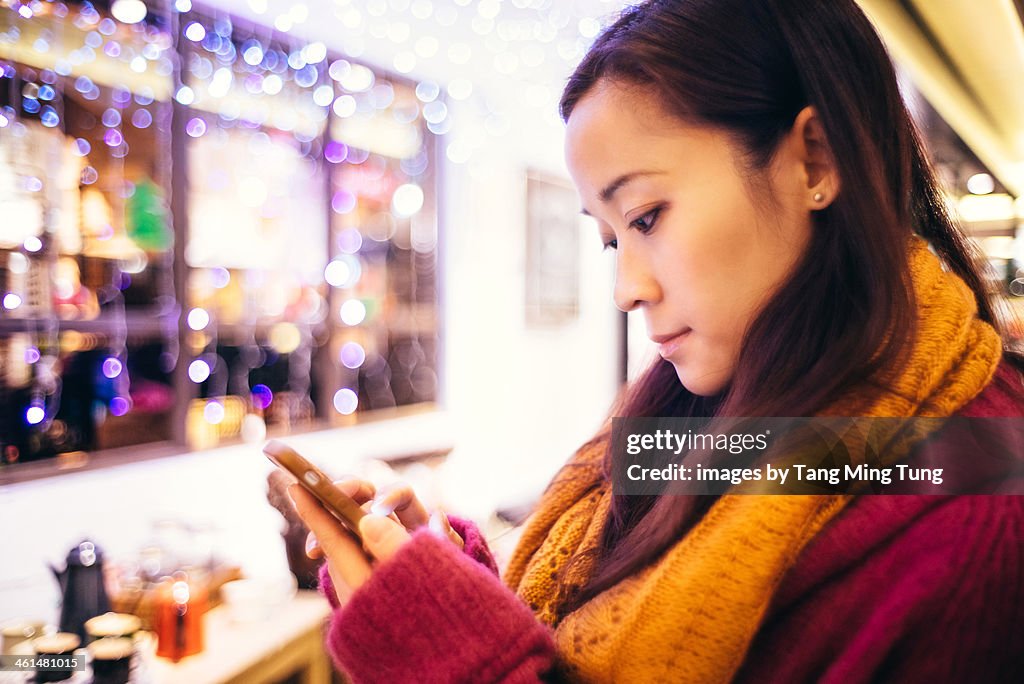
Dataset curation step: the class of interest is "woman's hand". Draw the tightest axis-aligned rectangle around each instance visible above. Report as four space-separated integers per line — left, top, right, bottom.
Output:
288 478 462 604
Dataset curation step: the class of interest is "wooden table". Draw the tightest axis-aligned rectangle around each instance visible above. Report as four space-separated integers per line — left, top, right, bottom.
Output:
144 590 333 684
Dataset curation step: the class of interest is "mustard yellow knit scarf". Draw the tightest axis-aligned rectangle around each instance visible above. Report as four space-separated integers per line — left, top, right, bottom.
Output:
504 238 1002 683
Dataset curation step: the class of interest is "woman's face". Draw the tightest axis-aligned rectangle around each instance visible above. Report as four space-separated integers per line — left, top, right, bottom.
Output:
565 80 815 396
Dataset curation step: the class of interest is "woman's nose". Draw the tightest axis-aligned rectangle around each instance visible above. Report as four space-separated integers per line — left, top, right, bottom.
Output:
613 245 660 313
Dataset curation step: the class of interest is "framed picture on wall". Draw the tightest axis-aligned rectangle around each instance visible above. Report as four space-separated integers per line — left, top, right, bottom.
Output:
525 170 580 326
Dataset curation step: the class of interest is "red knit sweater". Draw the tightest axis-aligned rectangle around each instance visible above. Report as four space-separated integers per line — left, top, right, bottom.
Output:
318 362 1024 683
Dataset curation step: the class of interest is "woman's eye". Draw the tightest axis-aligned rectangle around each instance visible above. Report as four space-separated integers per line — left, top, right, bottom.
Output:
599 208 661 251
630 208 662 233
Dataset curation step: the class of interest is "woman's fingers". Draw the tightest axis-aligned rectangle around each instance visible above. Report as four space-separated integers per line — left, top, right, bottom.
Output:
299 494 413 567
332 477 376 504
294 479 457 593
430 509 465 550
302 476 373 561
369 482 431 530
288 484 373 590
364 482 464 551
357 514 413 563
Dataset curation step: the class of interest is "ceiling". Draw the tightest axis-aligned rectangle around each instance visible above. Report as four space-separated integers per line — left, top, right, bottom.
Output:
858 0 1024 198
201 0 1024 200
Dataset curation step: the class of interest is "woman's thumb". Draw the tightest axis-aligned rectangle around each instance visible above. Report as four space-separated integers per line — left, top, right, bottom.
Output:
358 514 411 562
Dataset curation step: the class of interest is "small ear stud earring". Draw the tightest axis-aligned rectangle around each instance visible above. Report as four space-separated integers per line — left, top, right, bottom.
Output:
813 192 824 202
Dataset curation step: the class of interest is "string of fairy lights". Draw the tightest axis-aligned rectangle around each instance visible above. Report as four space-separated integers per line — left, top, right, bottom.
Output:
0 1 177 451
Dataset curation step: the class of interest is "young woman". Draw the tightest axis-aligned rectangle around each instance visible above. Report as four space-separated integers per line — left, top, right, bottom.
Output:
289 0 1024 681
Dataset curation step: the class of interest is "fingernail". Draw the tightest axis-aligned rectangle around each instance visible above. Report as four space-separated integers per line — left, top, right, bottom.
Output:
305 533 318 556
429 511 446 538
432 509 463 548
359 514 391 544
369 497 396 517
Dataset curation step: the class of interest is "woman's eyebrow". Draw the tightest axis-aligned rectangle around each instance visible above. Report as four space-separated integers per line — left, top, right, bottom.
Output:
580 170 667 215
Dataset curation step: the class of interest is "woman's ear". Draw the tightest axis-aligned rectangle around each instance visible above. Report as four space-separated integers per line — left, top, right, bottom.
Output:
791 106 840 208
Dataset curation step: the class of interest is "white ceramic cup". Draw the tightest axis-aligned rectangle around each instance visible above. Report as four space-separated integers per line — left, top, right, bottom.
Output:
220 575 297 623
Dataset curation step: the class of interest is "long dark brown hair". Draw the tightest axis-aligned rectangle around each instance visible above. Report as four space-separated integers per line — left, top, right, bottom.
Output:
555 0 1020 615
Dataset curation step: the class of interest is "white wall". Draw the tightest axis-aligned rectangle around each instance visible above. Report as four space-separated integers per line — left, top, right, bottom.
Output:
436 90 619 517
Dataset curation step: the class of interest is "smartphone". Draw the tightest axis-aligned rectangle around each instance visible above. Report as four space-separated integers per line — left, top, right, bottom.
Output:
263 440 366 540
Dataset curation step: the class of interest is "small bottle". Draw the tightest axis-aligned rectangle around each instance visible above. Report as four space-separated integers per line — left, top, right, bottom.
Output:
153 573 206 662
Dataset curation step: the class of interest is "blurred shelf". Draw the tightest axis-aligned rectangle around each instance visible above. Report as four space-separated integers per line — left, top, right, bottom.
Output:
0 310 175 337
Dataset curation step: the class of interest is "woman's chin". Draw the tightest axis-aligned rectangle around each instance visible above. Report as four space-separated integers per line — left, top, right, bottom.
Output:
673 363 730 398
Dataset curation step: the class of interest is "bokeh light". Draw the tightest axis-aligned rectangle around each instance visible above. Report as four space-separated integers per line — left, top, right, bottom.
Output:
242 42 264 66
102 108 121 127
241 413 267 442
339 64 374 92
324 259 351 287
188 359 211 383
337 227 363 254
186 117 207 137
340 342 366 369
333 388 358 415
111 0 148 25
109 396 131 416
187 307 210 330
331 189 357 214
967 173 995 195
185 22 206 42
251 384 273 410
332 95 357 118
211 268 231 288
415 81 440 102
40 108 59 127
324 141 349 163
340 299 367 326
175 86 195 105
204 400 225 424
26 405 45 425
102 357 123 379
392 184 424 217
269 322 302 354
313 85 334 107
132 109 153 128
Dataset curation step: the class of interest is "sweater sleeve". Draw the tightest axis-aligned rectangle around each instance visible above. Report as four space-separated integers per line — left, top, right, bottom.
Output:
317 515 499 609
448 514 501 576
316 528 556 683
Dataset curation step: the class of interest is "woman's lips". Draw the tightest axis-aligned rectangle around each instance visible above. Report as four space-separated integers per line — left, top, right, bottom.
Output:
655 329 691 359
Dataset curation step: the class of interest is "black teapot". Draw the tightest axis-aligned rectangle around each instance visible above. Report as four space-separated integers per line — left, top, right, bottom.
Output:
50 540 110 641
